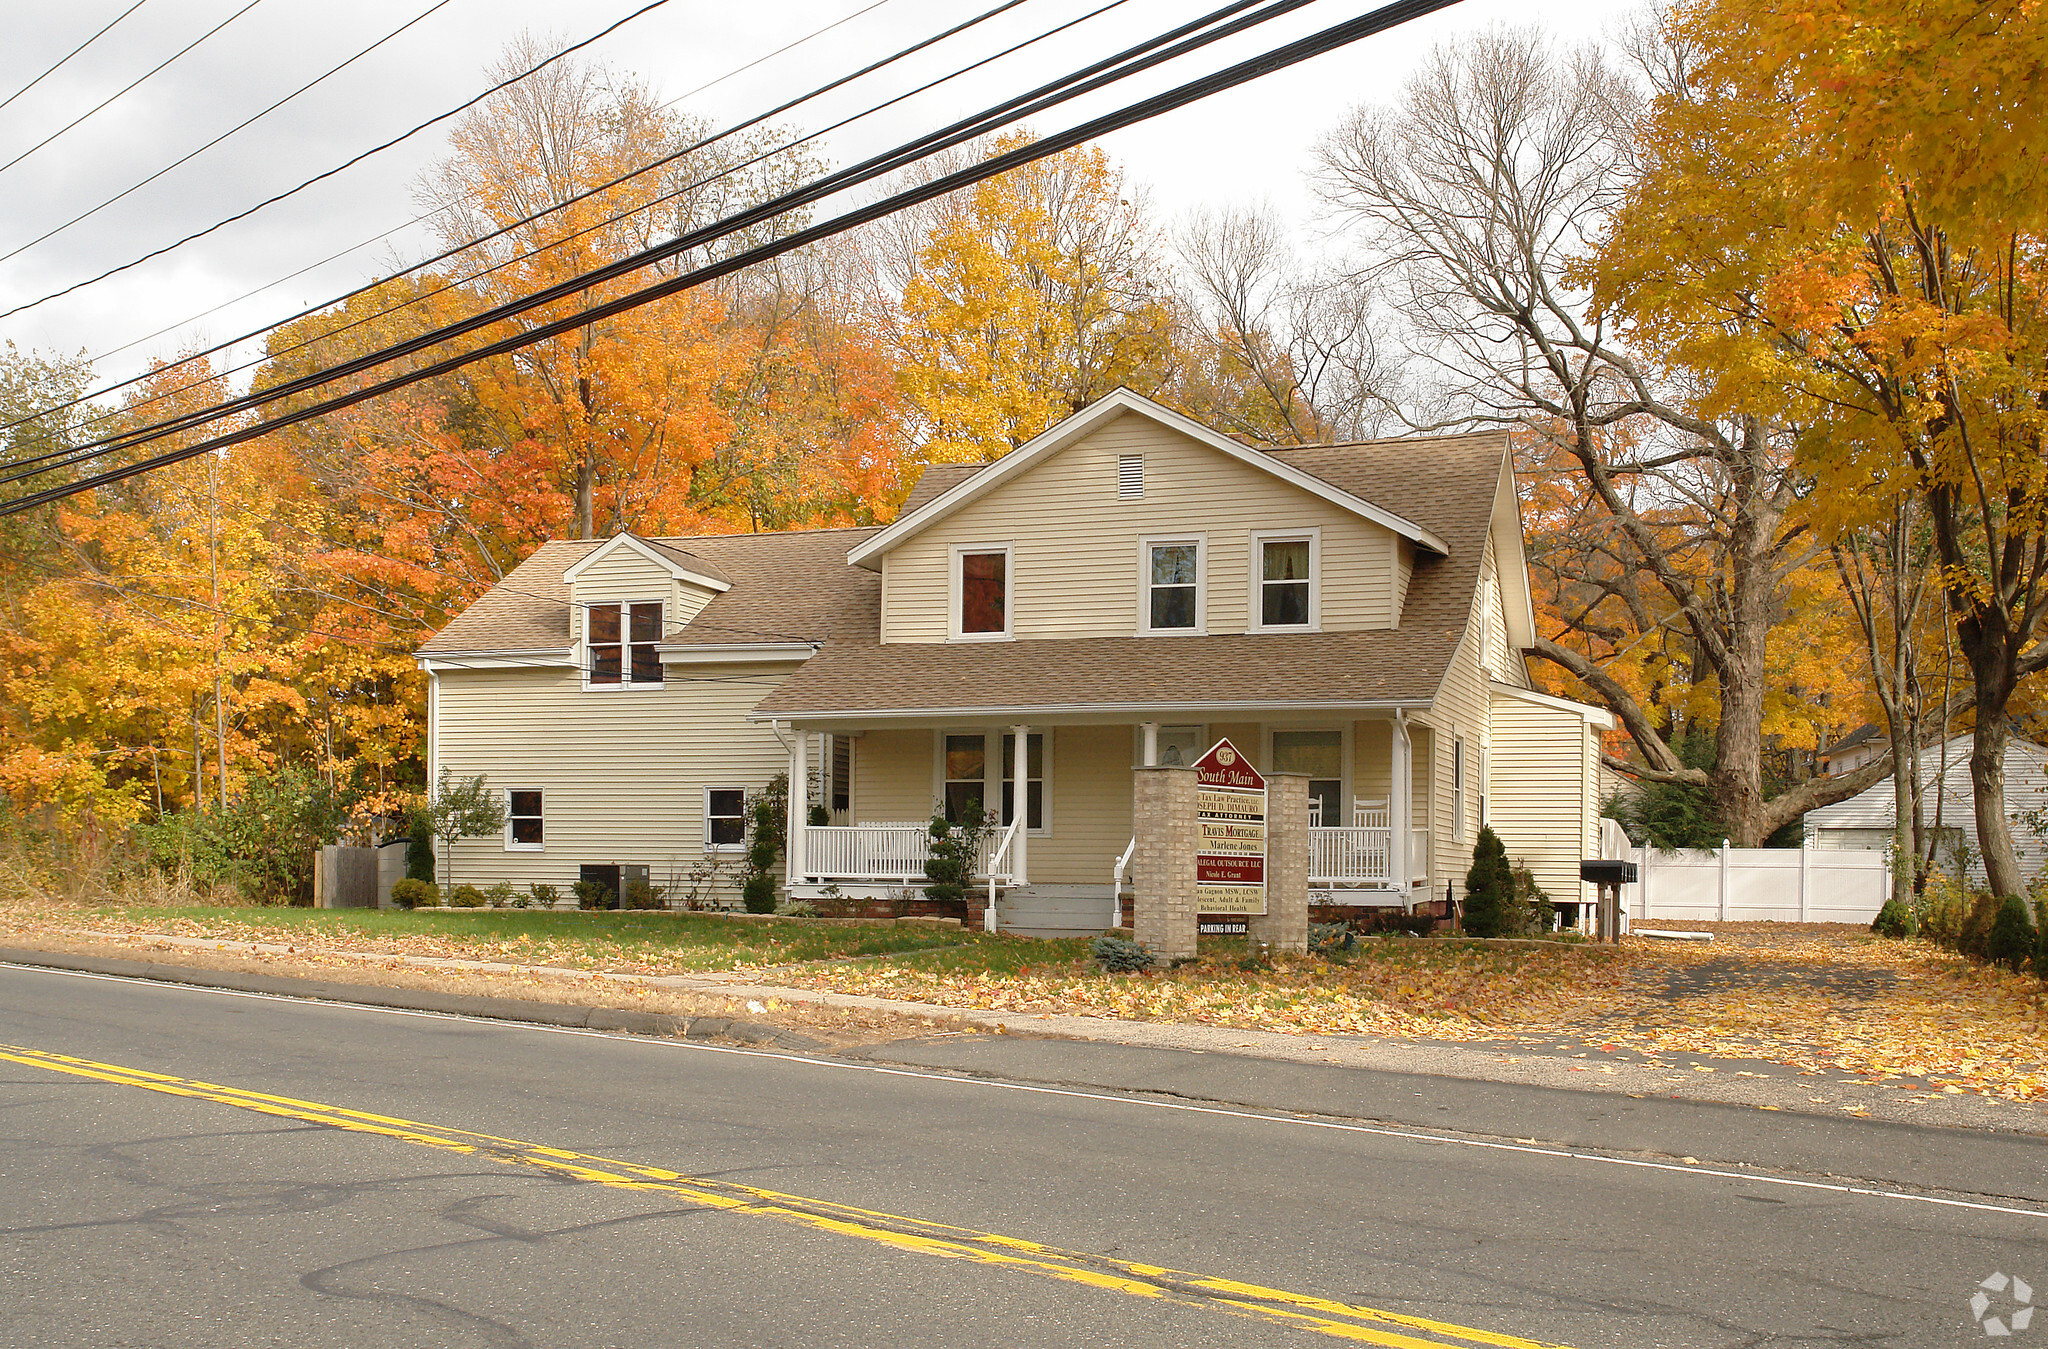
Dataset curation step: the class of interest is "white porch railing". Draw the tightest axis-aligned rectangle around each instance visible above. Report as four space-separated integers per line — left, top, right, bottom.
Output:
802 823 932 883
984 815 1024 932
806 823 1427 892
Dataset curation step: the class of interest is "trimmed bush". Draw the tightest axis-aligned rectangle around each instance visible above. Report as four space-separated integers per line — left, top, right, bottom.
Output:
1461 827 1516 938
388 877 436 911
483 881 516 908
1986 895 2037 972
1092 931 1152 972
573 880 616 911
774 899 820 918
1870 897 1917 939
449 883 486 908
528 882 559 909
623 880 661 910
1958 893 2002 959
405 817 435 883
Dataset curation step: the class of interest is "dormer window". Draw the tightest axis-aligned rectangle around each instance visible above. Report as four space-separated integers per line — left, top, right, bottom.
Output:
1252 530 1318 631
951 545 1011 640
588 601 663 686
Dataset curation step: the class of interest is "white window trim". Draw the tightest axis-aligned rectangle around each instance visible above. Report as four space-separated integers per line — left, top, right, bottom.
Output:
1248 528 1320 633
1136 534 1206 636
930 729 1051 835
504 788 544 852
1453 737 1467 843
704 786 748 853
947 544 1014 642
581 597 668 691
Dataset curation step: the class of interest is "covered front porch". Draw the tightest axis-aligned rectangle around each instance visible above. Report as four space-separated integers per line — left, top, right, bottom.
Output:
774 714 1435 932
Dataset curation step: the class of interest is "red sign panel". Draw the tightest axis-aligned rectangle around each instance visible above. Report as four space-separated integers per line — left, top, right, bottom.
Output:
1196 854 1265 886
1193 738 1265 791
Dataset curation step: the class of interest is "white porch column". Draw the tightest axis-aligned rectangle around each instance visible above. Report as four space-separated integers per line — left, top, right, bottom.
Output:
1009 724 1030 885
1141 722 1159 766
1389 712 1411 897
786 724 808 886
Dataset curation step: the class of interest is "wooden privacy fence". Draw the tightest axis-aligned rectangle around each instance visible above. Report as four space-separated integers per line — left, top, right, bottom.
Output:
1618 843 1891 925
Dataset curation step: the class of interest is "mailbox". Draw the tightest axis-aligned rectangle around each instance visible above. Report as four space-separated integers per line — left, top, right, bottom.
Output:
1579 858 1638 885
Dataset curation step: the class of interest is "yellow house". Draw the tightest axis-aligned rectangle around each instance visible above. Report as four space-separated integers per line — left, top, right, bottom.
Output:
417 390 1612 931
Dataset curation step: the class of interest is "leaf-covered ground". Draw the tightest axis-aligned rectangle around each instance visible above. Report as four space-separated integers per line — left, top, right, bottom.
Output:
5 905 2042 1101
777 923 2048 1101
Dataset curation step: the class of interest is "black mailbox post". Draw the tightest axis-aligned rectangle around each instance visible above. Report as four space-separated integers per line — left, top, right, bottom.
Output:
1578 859 1638 943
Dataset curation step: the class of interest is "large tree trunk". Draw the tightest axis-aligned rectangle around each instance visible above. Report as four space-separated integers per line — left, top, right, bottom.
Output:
1966 662 2023 895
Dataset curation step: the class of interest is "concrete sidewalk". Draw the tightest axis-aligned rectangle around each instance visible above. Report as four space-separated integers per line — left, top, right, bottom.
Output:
5 929 2044 1138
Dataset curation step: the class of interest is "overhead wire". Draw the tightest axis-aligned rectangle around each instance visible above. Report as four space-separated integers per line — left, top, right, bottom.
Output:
0 0 154 114
0 0 676 307
1 0 1465 517
10 0 1302 477
0 0 270 177
13 0 1119 460
68 0 908 379
2 0 464 264
2 0 1055 452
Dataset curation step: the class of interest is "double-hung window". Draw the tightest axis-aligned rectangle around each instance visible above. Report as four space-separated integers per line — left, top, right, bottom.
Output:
1273 730 1342 828
1453 738 1467 841
1253 532 1316 630
705 788 747 851
952 546 1010 639
943 735 988 824
1001 732 1045 831
505 789 544 850
1140 537 1203 634
588 601 663 686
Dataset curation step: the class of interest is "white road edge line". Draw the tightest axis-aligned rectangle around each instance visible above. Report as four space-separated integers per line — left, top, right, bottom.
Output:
6 959 2044 1222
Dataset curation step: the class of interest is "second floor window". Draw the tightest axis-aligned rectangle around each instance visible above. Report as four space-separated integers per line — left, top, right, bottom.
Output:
589 601 663 685
957 549 1008 637
1259 536 1312 628
1146 541 1200 632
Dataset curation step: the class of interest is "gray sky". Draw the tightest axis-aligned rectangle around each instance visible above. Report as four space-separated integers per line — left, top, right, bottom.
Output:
0 0 1639 391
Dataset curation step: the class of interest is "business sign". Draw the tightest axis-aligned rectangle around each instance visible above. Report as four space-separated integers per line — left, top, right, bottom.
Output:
1192 738 1266 915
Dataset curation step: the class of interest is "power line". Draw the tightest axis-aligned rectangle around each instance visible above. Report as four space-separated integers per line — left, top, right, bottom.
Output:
14 0 1115 463
74 0 907 375
12 0 1300 477
0 0 676 308
2 0 1464 517
2 0 464 264
0 0 154 113
0 0 270 178
2 0 1050 453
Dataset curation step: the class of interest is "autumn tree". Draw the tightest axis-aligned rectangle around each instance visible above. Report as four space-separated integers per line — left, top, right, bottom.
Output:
1312 27 1890 845
1592 0 2048 893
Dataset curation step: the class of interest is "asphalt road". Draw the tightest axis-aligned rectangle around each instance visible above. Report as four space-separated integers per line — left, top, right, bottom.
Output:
0 963 2043 1348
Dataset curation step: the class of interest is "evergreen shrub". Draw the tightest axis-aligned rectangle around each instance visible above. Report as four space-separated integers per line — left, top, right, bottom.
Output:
388 878 435 910
1870 898 1917 939
1461 827 1516 938
1986 894 2037 972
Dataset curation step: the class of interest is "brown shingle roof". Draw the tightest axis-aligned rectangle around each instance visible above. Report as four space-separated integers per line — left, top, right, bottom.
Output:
418 528 879 654
751 432 1508 717
420 431 1510 721
895 461 984 516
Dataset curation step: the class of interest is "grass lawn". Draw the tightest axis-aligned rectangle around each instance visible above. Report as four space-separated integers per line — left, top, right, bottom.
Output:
13 903 1000 974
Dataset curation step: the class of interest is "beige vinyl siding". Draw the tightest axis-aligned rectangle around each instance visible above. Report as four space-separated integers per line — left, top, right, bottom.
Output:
1481 539 1531 689
434 660 800 900
881 411 1401 642
1039 726 1135 884
1488 691 1591 905
1417 538 1495 894
1391 539 1413 625
851 728 934 822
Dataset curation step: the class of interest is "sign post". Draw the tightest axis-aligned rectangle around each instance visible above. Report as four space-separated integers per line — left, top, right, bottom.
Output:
1193 739 1266 919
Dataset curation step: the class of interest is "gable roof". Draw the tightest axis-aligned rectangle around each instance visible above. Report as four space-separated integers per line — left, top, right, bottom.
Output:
849 388 1450 571
750 431 1511 720
417 527 880 656
559 532 732 590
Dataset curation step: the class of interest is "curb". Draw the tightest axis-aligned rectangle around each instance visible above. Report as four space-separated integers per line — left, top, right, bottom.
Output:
0 946 825 1051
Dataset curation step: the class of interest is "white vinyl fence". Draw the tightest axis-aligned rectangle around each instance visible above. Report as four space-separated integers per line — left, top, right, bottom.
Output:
1619 842 1890 925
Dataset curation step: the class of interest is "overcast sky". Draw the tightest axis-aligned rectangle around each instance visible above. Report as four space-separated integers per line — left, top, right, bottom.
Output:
0 0 1641 392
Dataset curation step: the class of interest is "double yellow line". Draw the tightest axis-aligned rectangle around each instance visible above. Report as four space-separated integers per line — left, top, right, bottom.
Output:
0 1041 1577 1349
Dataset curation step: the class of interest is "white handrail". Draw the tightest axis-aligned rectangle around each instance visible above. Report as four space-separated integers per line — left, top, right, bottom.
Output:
984 815 1023 933
1110 836 1136 929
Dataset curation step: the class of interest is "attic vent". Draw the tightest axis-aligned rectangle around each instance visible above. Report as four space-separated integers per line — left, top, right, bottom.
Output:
1117 454 1143 499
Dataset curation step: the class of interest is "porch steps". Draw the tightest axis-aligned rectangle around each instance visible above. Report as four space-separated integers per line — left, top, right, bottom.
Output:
995 884 1121 939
